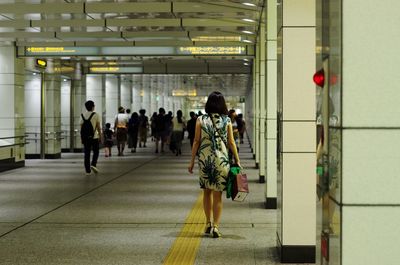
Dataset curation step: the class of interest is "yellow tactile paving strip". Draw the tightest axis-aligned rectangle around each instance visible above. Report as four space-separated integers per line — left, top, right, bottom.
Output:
163 192 205 265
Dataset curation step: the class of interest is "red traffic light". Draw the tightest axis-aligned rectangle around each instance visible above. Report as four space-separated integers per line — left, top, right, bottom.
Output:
313 69 325 87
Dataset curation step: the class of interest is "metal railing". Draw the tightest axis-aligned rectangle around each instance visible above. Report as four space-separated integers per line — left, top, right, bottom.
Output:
0 135 26 148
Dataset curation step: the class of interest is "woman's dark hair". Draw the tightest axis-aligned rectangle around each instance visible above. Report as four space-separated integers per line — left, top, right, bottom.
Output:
177 110 183 123
85 100 95 111
139 109 146 115
205 91 228 115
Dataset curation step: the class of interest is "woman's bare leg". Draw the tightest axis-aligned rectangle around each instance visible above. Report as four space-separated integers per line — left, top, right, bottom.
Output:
203 189 212 223
212 191 223 226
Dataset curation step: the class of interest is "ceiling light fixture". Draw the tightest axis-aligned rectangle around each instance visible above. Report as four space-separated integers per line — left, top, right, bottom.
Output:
242 2 256 7
242 18 256 23
242 30 254 34
242 40 253 43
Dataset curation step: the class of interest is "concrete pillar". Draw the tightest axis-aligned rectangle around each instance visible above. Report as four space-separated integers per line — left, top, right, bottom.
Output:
61 78 71 151
255 42 260 168
105 75 119 126
43 66 62 159
86 75 103 127
265 0 278 209
316 1 400 264
132 75 141 111
277 0 316 263
0 46 25 171
120 76 131 111
259 10 266 183
142 75 151 113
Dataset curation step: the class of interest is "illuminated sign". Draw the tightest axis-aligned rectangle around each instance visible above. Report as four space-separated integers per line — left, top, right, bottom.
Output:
172 89 197 97
35 59 47 68
23 46 249 57
28 47 76 53
54 66 75 73
178 46 246 55
89 66 142 74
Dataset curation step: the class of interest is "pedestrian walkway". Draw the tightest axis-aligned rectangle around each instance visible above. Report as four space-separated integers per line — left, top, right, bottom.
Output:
0 138 311 265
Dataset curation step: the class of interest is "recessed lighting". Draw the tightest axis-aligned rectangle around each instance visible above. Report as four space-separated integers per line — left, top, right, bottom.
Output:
242 30 254 34
63 79 68 82
243 58 249 61
33 72 37 75
242 18 255 23
242 2 256 7
244 63 249 66
243 40 253 43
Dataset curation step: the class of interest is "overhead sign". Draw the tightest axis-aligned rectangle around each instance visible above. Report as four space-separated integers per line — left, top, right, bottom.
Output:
23 46 249 57
88 66 143 74
178 46 246 55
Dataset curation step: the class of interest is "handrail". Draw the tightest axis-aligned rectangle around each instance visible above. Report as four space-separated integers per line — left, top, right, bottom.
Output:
0 135 25 140
0 142 27 148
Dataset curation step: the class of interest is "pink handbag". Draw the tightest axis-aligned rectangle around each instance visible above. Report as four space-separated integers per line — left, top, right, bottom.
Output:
232 173 249 202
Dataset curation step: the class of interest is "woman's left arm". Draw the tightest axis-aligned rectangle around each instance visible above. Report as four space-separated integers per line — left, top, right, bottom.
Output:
227 123 241 168
188 119 201 174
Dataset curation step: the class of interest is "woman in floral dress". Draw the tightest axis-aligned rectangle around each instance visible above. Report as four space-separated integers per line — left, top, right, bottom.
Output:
188 91 241 238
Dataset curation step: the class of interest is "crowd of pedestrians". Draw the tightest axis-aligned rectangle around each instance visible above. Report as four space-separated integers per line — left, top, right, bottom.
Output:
80 99 245 175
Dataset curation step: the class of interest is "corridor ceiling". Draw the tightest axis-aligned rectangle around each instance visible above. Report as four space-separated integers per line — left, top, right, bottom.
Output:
0 0 263 94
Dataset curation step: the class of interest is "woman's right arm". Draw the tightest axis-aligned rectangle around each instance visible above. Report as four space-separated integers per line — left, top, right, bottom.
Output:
227 123 241 168
188 119 201 174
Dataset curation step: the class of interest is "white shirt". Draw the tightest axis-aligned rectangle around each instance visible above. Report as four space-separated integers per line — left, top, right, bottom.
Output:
115 113 129 128
80 111 101 139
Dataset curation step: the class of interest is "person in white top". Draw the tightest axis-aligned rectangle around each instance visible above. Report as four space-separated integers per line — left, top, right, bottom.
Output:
114 106 129 156
80 100 102 176
171 110 186 156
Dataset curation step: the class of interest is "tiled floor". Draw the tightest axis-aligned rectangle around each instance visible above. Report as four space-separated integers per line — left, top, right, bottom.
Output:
0 139 313 265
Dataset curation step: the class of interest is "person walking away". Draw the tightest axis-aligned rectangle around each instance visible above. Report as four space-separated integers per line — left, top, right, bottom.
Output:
80 100 102 176
188 91 241 238
128 112 140 153
138 109 149 147
171 110 186 156
228 109 240 152
155 108 167 153
114 106 129 156
186 111 197 148
103 123 113 157
150 112 157 142
236 113 245 144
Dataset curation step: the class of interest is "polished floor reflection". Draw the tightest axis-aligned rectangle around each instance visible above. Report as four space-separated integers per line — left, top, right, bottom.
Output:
0 138 311 265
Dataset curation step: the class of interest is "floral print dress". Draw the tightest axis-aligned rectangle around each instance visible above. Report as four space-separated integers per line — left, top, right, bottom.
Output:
198 113 231 191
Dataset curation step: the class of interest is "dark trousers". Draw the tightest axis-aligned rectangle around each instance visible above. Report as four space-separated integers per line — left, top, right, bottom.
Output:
83 138 99 173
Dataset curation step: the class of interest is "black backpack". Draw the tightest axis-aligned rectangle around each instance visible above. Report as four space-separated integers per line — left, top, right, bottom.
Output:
80 112 95 143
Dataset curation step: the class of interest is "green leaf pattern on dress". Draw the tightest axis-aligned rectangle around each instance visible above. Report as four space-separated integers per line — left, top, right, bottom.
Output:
198 113 231 191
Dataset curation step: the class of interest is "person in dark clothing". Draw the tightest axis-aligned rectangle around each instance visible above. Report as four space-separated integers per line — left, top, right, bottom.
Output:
155 108 167 153
138 109 149 148
236 113 245 144
103 123 113 157
150 112 157 142
187 111 197 148
128 112 140 153
80 100 102 176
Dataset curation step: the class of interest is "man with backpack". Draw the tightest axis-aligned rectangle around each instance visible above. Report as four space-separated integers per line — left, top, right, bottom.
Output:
80 100 102 176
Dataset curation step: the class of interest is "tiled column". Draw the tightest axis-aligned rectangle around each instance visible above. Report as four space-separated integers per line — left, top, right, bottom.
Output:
142 75 151 113
259 11 266 183
254 41 260 168
265 0 278 209
43 66 62 159
105 75 119 126
0 46 25 171
70 63 86 151
323 1 400 264
25 73 41 157
277 0 316 263
61 78 71 151
132 75 141 110
120 76 131 111
86 75 103 126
